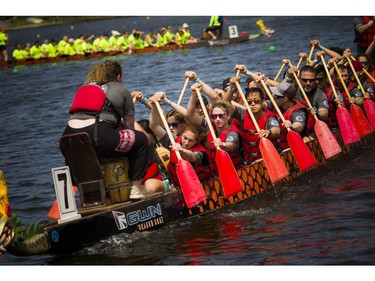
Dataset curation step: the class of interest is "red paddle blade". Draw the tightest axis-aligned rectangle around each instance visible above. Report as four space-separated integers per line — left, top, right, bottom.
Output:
287 130 317 171
259 138 289 183
215 149 243 197
177 159 207 208
350 104 373 136
314 119 342 159
336 105 361 145
364 99 375 130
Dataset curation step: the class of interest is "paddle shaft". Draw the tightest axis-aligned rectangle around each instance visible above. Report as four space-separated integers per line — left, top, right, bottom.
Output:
363 68 375 83
320 56 339 99
235 81 261 132
154 101 182 161
308 45 315 60
274 62 286 81
177 78 190 105
296 56 304 70
196 89 217 139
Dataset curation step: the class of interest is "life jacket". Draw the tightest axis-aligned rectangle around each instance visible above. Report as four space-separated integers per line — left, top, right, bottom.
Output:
0 32 7 46
277 100 308 149
325 80 355 128
167 136 212 187
142 158 162 184
241 109 277 163
143 34 155 47
325 86 340 128
357 17 375 50
182 30 191 42
176 32 185 45
207 122 244 174
69 84 121 144
300 89 323 134
209 16 221 27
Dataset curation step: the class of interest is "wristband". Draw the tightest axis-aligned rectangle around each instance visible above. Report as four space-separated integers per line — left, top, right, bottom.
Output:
319 45 325 50
140 97 147 105
229 85 233 91
195 77 201 83
168 100 173 106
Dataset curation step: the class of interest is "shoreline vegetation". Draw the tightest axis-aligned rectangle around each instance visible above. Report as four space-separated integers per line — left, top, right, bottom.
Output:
0 16 119 30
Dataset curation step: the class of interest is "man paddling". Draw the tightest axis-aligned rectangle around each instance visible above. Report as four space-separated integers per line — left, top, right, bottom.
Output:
266 82 308 152
293 65 329 140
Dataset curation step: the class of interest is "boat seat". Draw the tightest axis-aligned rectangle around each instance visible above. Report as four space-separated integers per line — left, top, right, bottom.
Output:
59 132 108 208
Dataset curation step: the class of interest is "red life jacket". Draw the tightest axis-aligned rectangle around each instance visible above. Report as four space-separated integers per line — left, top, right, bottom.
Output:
325 80 356 128
357 16 375 50
325 86 340 128
300 91 321 134
241 109 277 163
167 136 212 187
278 100 307 149
142 158 162 184
207 122 244 174
69 84 121 125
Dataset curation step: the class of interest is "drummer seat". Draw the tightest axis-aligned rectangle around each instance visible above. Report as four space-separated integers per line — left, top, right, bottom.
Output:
59 132 108 208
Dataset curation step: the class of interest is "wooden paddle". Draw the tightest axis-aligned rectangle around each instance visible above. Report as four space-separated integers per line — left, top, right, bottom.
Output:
274 62 286 81
195 88 243 198
363 68 375 83
296 53 307 69
308 45 315 61
154 100 206 208
235 81 289 183
292 71 342 159
332 61 373 137
260 80 317 172
177 77 189 105
345 56 375 130
320 55 361 145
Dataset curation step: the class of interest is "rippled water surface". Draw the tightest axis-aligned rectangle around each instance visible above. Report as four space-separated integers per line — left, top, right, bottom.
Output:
1 16 374 270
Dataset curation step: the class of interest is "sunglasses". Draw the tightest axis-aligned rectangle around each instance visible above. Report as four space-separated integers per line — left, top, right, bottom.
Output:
247 99 262 104
316 77 326 82
167 122 180 128
210 113 227 119
301 78 316 83
274 95 283 100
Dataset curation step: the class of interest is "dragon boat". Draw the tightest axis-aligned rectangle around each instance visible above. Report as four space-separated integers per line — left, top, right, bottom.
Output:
0 34 256 69
1 128 374 259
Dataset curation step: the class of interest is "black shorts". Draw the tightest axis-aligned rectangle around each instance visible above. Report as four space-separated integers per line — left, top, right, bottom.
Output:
0 45 7 52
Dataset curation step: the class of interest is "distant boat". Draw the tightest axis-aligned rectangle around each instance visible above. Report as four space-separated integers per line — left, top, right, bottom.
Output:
0 34 260 69
25 17 44 24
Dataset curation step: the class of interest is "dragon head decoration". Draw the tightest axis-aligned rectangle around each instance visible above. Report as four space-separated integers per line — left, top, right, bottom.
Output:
0 170 14 259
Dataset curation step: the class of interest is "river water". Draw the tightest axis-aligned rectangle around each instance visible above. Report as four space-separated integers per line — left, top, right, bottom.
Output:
1 16 375 274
